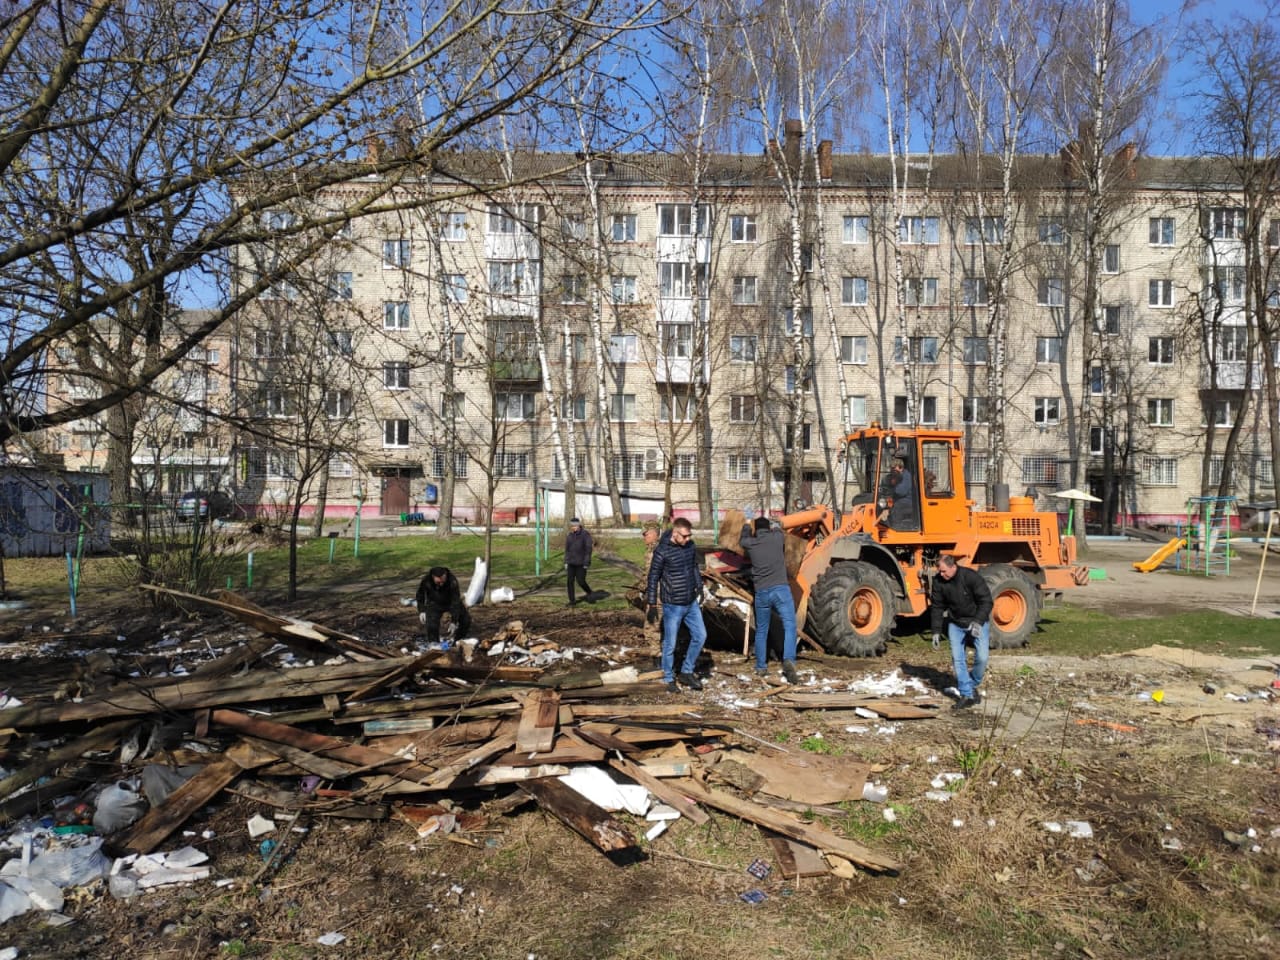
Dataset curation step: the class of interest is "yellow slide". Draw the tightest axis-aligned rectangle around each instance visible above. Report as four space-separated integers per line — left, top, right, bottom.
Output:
1132 537 1186 573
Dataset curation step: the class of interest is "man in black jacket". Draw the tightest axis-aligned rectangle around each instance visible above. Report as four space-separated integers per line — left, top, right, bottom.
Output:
416 566 472 646
930 555 993 710
645 518 707 693
564 517 595 606
739 516 799 684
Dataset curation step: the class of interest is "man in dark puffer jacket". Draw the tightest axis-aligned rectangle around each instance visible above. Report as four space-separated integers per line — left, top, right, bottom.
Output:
645 517 707 693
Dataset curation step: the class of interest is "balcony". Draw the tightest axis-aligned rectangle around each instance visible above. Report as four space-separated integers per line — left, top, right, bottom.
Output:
489 358 541 381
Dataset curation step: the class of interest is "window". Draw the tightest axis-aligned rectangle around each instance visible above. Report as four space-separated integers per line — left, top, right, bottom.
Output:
840 335 868 364
559 394 587 422
1102 244 1120 274
489 260 536 296
732 276 758 304
1149 216 1175 246
784 366 812 394
785 423 813 451
560 274 587 304
608 334 638 363
730 334 757 363
893 395 937 424
846 395 867 425
1258 457 1274 485
246 447 296 479
1208 207 1245 240
727 453 762 481
893 336 939 364
1143 456 1177 486
661 323 693 358
904 277 939 306
1022 456 1060 484
964 216 1004 245
328 272 353 301
659 261 695 298
325 330 353 357
1034 397 1060 425
440 211 466 241
730 214 757 242
1206 266 1246 304
962 397 990 424
1037 277 1065 306
382 238 410 268
673 453 698 481
1149 336 1174 364
440 392 464 418
841 276 868 305
842 215 869 244
562 215 586 240
489 451 526 479
730 395 758 423
1038 217 1066 245
609 393 637 421
1216 325 1248 362
658 203 704 236
1147 398 1173 426
259 388 292 418
444 274 468 303
254 328 294 358
1148 279 1173 307
610 275 637 303
1269 218 1280 248
966 454 989 485
1098 304 1121 334
1090 426 1108 456
383 419 410 447
496 391 535 421
452 333 465 360
899 216 940 244
431 448 469 479
610 213 637 242
324 390 353 419
963 337 989 364
613 452 645 481
1209 398 1240 426
263 210 296 231
486 205 532 235
961 277 989 305
552 450 588 481
492 319 534 363
1036 336 1062 364
383 300 410 330
383 361 409 390
785 309 813 337
328 455 353 478
659 388 696 422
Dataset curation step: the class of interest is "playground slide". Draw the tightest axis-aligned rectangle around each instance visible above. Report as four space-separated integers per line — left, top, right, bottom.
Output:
1132 537 1186 573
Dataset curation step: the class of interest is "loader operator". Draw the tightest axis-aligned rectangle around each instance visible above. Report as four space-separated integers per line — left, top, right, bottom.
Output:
880 457 917 530
930 554 993 710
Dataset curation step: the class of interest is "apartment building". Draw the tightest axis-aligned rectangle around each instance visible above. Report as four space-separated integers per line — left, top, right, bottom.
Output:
47 142 1277 528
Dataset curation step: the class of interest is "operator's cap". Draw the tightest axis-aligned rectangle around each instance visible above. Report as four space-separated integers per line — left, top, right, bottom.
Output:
569 517 581 525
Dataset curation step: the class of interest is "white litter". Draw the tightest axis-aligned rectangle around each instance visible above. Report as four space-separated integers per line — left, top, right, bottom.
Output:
847 669 932 698
646 805 681 822
853 707 880 719
317 932 347 946
645 821 669 841
558 767 650 816
1066 820 1094 839
247 814 276 839
924 790 952 802
882 808 897 823
844 725 870 734
489 587 515 603
861 783 889 803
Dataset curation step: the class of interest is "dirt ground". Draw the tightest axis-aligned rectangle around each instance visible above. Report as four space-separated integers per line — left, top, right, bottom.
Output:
1 539 1278 959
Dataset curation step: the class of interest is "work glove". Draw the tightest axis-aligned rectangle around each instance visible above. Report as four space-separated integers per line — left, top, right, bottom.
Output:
646 605 659 625
418 612 427 625
931 633 941 650
968 621 982 639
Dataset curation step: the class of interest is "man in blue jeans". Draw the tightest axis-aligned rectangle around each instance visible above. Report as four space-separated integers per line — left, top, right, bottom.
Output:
645 517 707 693
930 554 993 710
738 515 799 684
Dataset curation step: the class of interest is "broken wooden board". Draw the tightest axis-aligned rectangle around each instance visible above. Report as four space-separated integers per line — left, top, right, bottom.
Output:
608 757 709 825
575 724 642 756
771 692 941 717
240 736 360 781
520 778 639 857
211 709 408 770
765 834 830 879
673 778 901 875
722 748 868 805
566 704 702 719
0 718 134 802
515 689 560 754
119 740 273 855
345 649 448 704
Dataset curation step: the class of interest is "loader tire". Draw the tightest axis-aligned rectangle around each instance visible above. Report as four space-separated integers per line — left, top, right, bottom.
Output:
810 562 895 657
980 563 1041 649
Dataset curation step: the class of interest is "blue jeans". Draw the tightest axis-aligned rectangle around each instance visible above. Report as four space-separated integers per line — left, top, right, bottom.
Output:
753 584 797 669
948 621 990 698
661 601 708 682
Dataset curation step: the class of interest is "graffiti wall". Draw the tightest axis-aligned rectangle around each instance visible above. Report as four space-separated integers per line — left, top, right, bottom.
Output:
0 467 110 557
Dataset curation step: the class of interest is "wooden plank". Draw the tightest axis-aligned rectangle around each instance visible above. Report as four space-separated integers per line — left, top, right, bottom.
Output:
421 732 518 789
345 650 448 704
192 635 278 678
211 709 406 769
241 736 360 780
673 778 901 875
493 733 606 767
363 718 436 736
515 689 560 754
609 757 709 825
120 740 272 855
575 725 641 756
519 778 638 855
765 834 829 879
566 704 702 719
0 719 134 802
772 692 941 717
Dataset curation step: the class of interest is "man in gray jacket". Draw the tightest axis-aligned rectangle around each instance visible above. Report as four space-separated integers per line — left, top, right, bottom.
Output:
739 516 799 683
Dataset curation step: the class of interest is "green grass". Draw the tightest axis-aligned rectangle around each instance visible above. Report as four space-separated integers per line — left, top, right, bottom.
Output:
1025 606 1280 659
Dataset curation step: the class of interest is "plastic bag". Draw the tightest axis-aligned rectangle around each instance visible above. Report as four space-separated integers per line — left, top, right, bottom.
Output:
22 837 110 888
92 782 147 833
489 586 515 603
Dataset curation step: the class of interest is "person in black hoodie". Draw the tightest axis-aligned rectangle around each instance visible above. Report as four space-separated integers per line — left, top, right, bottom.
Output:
416 566 471 645
930 555 993 710
645 517 707 693
564 517 595 605
738 516 799 684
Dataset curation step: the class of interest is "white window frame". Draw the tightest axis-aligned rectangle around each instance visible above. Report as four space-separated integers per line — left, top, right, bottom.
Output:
431 448 469 480
1148 279 1174 307
1038 277 1066 306
1038 217 1067 245
382 238 411 268
962 277 989 305
732 276 758 305
1036 336 1062 364
1033 397 1060 425
608 334 638 363
899 216 940 245
846 395 867 425
383 361 410 390
1143 456 1177 486
964 216 1004 245
324 389 353 419
729 395 758 424
1148 336 1174 365
840 335 868 365
842 215 869 244
560 274 586 305
904 277 939 306
726 452 763 482
440 211 466 241
962 396 990 425
730 334 757 363
730 214 757 243
1147 397 1174 426
610 213 637 242
383 419 410 448
963 337 989 365
610 275 637 303
609 393 637 422
841 276 868 305
383 300 410 330
1103 244 1120 274
444 274 468 303
496 391 535 422
1149 216 1175 246
329 272 353 301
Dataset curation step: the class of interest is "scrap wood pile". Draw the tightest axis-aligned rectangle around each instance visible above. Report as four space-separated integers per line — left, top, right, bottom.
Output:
0 587 932 920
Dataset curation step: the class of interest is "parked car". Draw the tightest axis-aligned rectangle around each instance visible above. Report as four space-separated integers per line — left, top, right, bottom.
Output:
175 490 236 522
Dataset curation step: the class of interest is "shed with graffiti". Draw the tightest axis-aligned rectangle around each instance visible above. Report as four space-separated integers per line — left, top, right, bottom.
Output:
0 463 110 558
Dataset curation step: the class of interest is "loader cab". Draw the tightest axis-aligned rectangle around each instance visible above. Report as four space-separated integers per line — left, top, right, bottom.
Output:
841 431 921 532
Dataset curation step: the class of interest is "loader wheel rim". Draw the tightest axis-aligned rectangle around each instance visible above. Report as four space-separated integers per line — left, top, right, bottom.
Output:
992 590 1028 631
847 587 886 636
